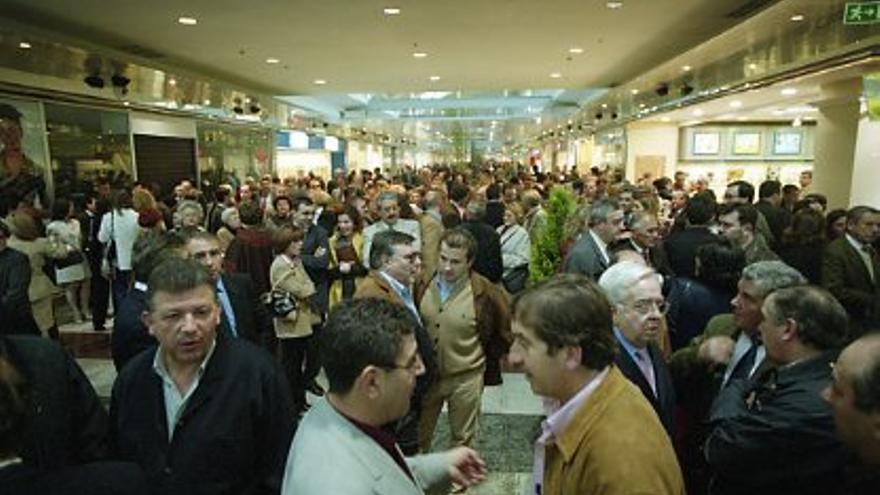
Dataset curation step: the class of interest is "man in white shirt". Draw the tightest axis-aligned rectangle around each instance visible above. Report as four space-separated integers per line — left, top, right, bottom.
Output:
562 199 624 280
362 191 422 269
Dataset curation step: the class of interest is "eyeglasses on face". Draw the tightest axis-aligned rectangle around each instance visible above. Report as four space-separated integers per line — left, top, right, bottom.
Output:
626 298 669 315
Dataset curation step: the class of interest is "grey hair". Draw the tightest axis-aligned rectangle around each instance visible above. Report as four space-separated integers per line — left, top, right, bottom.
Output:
377 191 399 204
220 207 238 225
598 261 659 305
176 200 204 217
588 199 620 227
740 260 806 297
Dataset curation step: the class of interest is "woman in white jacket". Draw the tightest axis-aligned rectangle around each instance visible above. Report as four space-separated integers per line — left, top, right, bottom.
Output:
98 189 139 311
496 202 530 294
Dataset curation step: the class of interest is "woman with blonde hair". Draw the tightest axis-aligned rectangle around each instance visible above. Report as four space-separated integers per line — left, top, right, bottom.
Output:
6 210 70 337
270 226 321 415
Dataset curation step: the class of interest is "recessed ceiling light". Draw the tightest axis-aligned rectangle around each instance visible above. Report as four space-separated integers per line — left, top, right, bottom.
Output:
569 47 584 54
168 78 177 86
413 52 428 58
661 117 671 122
265 58 280 64
550 73 562 79
177 16 198 25
737 116 749 121
203 99 211 105
314 79 327 85
123 101 130 107
748 63 758 70
606 1 624 9
682 65 691 72
790 14 805 22
630 89 639 95
18 41 31 49
429 75 441 82
601 103 608 109
383 7 401 15
781 88 798 96
729 100 743 108
692 109 704 116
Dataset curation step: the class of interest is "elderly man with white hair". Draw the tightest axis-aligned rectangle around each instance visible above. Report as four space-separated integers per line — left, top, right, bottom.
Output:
599 261 677 436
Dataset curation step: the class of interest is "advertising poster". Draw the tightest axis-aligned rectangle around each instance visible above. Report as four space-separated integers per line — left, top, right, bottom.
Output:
0 97 49 214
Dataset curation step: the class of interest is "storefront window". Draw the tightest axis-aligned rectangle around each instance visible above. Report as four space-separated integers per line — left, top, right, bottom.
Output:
0 97 50 215
44 103 133 203
197 122 274 192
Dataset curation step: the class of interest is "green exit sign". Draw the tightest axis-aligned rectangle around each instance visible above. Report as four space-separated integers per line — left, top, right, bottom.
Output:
844 1 880 24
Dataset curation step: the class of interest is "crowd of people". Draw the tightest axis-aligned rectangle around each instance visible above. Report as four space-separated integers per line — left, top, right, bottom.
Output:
0 162 878 494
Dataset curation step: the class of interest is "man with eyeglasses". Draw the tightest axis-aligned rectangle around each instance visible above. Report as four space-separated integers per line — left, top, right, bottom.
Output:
705 285 848 495
599 261 676 436
355 229 435 455
110 258 295 495
563 199 624 281
282 298 486 494
181 229 274 349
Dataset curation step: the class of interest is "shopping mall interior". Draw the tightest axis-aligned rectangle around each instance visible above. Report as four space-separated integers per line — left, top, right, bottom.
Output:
1 0 879 493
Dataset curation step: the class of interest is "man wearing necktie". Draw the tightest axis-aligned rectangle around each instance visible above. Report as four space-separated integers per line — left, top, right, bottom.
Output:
599 261 676 436
182 230 274 350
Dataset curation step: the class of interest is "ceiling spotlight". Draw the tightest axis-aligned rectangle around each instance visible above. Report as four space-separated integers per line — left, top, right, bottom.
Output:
412 52 428 58
748 63 758 70
84 75 105 89
611 113 618 120
203 99 211 106
177 16 198 25
606 1 624 9
655 83 669 96
250 103 261 114
781 88 798 96
729 100 743 108
18 41 31 49
661 117 671 122
383 7 401 15
550 73 562 79
601 103 608 109
265 58 280 64
790 14 805 22
630 89 639 95
429 75 441 82
313 79 327 85
111 74 131 88
682 65 692 72
569 47 584 54
168 78 177 86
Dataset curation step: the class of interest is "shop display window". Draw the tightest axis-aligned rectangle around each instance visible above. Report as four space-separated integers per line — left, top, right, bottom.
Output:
44 103 133 204
197 122 274 192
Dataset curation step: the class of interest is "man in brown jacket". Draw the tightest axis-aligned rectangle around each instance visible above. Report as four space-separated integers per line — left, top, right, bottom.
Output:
353 229 435 455
417 228 511 453
508 274 684 495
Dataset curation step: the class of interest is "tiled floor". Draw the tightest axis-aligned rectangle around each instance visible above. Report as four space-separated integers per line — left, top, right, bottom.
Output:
67 315 542 495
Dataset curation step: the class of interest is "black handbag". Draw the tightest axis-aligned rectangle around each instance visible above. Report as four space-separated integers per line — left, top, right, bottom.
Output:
502 264 529 294
261 269 298 318
55 249 85 269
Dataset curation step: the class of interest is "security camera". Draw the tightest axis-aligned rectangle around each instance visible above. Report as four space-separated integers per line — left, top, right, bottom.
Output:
84 75 105 88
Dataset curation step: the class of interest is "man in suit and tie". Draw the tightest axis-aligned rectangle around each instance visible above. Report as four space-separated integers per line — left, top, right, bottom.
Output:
362 191 422 269
823 206 880 337
599 261 676 436
563 199 625 280
355 230 436 455
281 298 487 495
181 229 274 350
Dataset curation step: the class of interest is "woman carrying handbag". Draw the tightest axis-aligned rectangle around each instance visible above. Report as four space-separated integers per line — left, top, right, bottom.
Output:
269 226 321 416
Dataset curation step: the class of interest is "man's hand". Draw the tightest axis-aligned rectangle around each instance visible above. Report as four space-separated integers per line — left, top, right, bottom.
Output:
446 447 487 488
698 336 736 368
339 261 352 274
314 246 327 257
